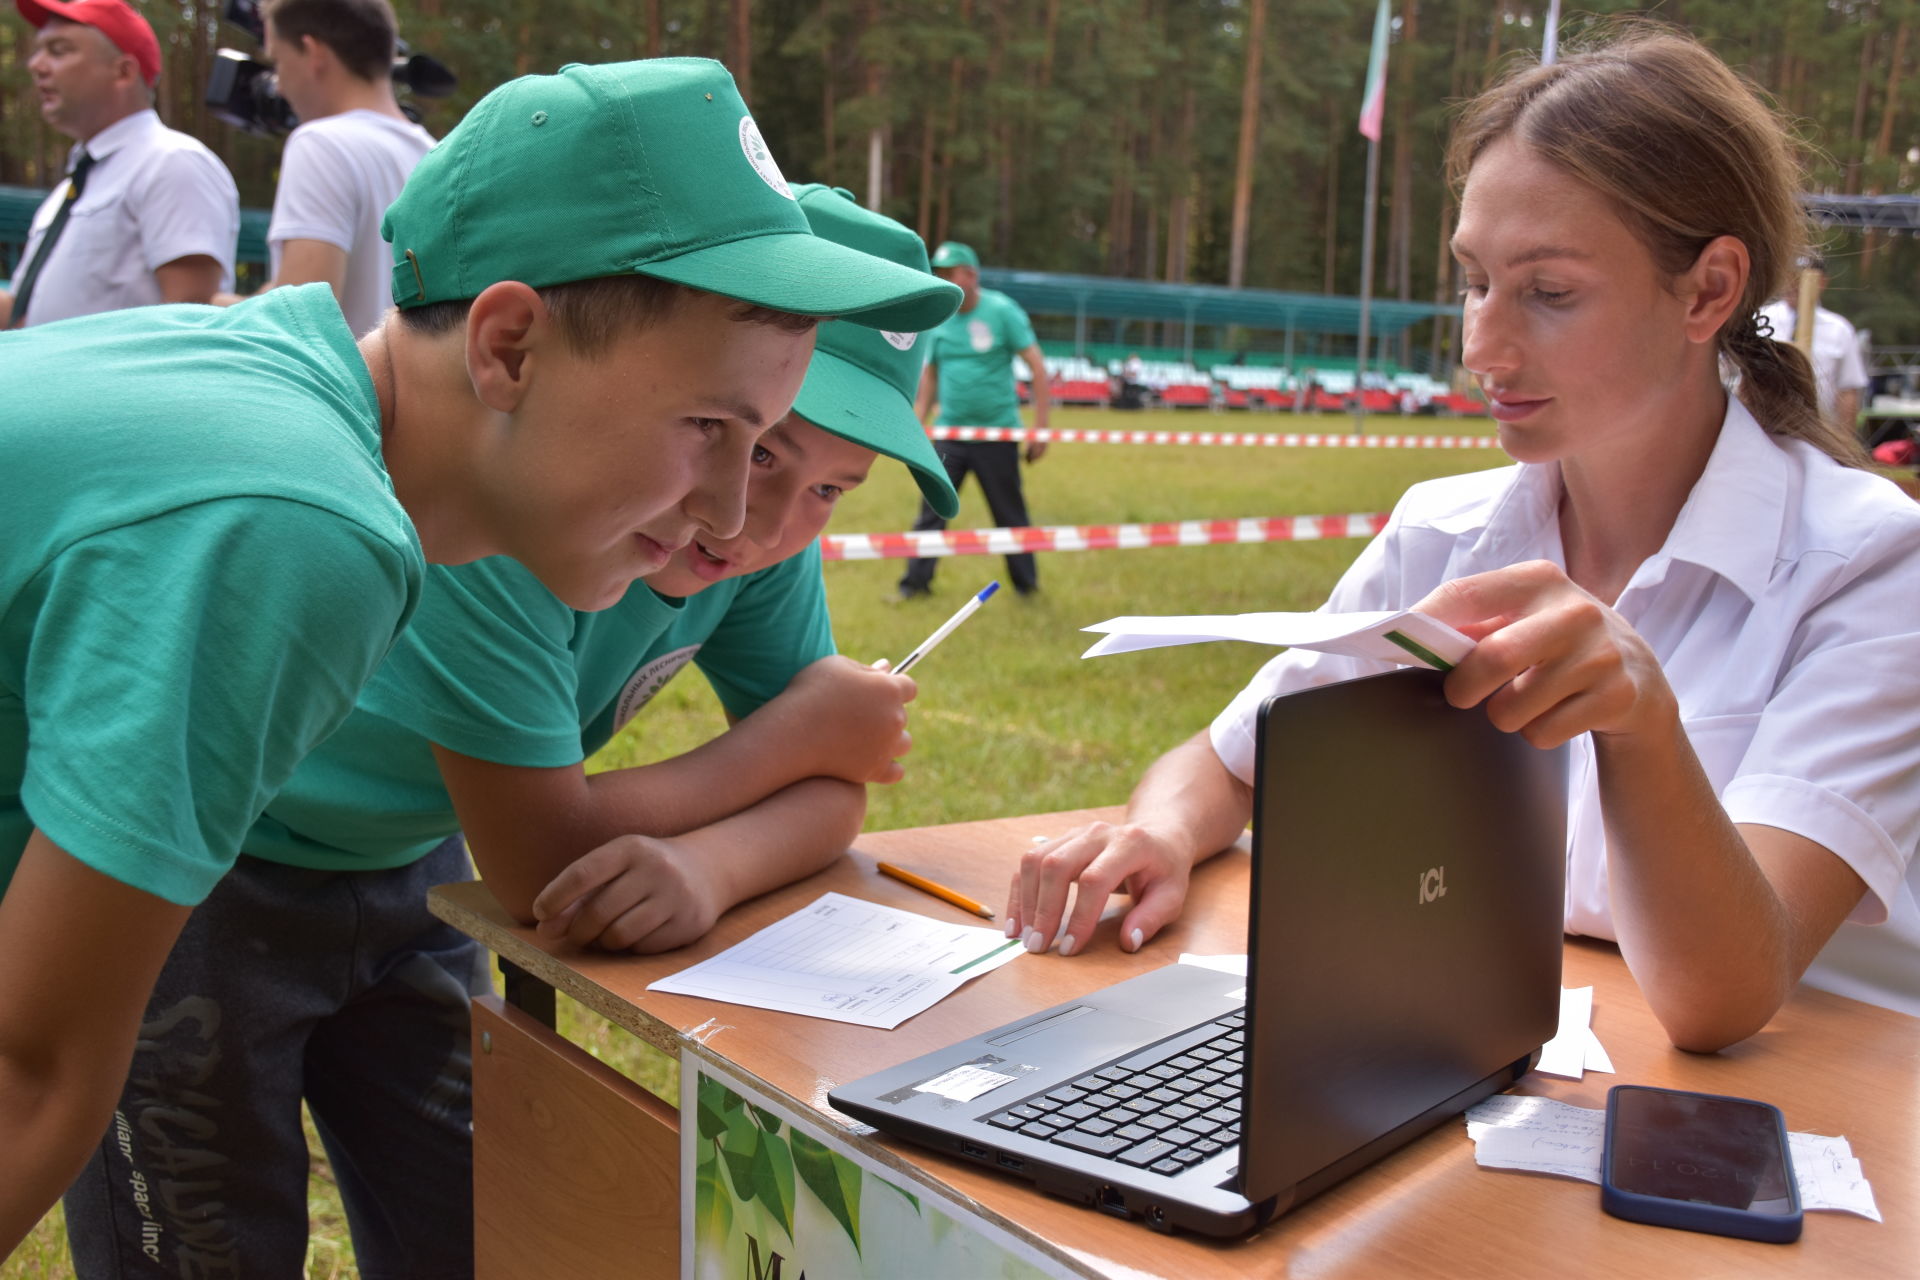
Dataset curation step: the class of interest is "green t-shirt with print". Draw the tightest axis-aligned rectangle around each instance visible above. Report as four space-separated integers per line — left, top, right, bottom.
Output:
927 288 1037 429
246 543 836 867
0 286 423 905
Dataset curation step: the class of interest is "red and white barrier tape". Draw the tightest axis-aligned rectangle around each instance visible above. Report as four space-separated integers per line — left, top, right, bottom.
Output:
930 426 1501 450
821 514 1391 561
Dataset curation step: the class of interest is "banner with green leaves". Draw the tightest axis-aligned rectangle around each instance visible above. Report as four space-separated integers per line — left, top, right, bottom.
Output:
681 1049 1076 1279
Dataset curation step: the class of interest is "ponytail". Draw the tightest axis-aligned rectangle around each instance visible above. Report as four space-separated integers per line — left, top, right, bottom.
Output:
1724 311 1869 468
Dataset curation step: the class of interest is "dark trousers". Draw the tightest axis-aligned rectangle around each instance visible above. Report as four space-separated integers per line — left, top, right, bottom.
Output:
899 440 1038 594
64 837 487 1280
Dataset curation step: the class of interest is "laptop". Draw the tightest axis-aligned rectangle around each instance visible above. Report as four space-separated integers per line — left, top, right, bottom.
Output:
829 667 1567 1236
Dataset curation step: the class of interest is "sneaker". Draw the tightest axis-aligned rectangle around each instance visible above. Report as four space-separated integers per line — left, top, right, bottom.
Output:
886 585 931 604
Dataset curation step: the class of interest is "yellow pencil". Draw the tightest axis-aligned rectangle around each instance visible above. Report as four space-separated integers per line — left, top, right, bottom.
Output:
876 861 996 920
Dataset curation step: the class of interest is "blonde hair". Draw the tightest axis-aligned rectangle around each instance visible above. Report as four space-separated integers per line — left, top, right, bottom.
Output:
1448 24 1865 467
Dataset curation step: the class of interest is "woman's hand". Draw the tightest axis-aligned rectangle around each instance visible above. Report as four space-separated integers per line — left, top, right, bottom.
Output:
1414 560 1679 747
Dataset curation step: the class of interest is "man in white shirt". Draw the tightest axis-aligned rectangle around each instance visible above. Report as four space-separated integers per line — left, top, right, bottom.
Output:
6 0 239 328
1759 253 1870 435
219 0 434 336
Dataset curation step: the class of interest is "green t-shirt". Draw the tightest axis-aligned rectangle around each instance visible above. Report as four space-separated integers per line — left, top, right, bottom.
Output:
0 286 422 906
927 287 1038 429
246 542 836 867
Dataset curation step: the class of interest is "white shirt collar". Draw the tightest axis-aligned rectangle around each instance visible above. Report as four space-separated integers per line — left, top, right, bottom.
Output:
71 107 161 166
1454 396 1786 604
1637 397 1786 604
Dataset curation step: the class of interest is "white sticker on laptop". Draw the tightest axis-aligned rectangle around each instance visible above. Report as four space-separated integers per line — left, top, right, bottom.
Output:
914 1063 1020 1103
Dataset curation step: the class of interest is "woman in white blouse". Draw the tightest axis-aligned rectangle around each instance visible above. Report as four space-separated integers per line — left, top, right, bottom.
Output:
1010 26 1920 1052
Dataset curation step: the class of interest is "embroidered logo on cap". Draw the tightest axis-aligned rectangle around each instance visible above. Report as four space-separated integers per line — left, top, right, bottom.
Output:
881 331 918 351
739 117 794 200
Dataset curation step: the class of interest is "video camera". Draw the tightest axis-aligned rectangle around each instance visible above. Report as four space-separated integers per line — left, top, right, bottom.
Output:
206 0 457 137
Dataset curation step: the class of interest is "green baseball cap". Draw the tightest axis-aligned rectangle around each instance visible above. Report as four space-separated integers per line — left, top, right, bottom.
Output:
788 186 959 519
382 59 962 332
930 241 981 270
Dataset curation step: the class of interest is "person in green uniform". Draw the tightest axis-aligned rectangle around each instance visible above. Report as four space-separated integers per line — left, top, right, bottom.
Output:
59 185 964 1276
3 60 959 1261
896 240 1054 598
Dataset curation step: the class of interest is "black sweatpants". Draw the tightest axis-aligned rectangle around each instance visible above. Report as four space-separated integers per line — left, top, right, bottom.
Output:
899 439 1038 594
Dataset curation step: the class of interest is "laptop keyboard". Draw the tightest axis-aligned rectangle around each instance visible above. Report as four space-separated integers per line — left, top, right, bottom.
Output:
983 1011 1245 1178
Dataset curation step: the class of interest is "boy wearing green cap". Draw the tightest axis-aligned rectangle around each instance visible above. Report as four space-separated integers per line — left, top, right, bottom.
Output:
59 183 963 1275
5 58 958 1260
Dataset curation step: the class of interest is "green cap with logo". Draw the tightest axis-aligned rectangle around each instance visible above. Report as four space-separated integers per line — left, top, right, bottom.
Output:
788 185 959 519
930 241 981 270
383 59 962 332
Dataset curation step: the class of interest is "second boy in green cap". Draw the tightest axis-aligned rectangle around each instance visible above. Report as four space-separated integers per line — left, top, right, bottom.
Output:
17 59 958 1264
61 183 964 1274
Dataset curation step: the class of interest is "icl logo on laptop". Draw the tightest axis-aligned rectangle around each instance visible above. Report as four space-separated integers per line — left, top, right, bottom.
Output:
1419 866 1447 904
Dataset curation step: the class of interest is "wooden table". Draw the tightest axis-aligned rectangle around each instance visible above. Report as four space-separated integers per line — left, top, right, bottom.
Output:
430 807 1919 1278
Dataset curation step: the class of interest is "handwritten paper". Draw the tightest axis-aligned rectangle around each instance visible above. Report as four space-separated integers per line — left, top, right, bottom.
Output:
1080 607 1475 669
647 892 1024 1030
1464 1094 1882 1221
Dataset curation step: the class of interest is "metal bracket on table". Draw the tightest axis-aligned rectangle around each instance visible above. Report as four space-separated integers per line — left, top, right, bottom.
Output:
499 955 556 1029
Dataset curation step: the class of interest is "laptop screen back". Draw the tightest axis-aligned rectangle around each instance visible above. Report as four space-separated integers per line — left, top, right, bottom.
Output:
1241 668 1567 1203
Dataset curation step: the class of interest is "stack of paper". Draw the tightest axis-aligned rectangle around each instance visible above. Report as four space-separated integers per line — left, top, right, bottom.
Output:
647 892 1023 1029
1465 1094 1882 1220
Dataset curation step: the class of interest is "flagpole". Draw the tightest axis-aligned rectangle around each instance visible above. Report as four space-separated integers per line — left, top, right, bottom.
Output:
1354 134 1379 434
1353 0 1390 434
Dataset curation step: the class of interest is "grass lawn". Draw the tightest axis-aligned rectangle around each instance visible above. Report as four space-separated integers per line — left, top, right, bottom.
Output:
4 408 1499 1279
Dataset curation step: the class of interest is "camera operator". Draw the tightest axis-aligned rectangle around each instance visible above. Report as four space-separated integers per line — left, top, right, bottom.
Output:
6 0 239 328
218 0 432 335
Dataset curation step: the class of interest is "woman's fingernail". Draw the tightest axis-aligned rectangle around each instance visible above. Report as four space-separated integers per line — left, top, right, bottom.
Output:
1128 927 1144 952
1003 918 1018 938
1024 928 1046 953
1060 933 1077 957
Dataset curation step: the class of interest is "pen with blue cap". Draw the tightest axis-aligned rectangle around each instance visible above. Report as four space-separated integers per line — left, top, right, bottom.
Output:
894 582 999 675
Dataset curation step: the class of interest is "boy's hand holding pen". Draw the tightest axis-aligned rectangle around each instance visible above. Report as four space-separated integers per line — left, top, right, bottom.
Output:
866 583 1004 920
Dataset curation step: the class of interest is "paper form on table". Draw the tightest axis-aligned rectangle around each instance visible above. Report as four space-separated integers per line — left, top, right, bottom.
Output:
647 892 1024 1030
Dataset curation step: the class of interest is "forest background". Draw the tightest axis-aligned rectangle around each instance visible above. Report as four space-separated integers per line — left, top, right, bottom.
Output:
3 1 1918 354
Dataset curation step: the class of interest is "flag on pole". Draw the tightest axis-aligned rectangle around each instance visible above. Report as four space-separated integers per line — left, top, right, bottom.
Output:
1542 0 1562 65
1358 0 1391 141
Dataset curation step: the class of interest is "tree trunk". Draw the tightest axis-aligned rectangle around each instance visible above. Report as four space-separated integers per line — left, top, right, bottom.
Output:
820 0 835 183
1323 104 1340 295
1864 18 1910 278
1164 84 1195 344
1227 0 1267 288
1429 195 1455 373
933 0 973 250
1107 127 1134 275
1845 30 1874 195
729 0 752 101
1142 86 1163 281
1040 0 1061 91
988 0 1015 261
861 0 883 211
648 0 662 58
917 112 937 242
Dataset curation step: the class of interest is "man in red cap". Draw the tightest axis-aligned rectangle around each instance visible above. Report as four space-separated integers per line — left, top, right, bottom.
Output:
5 0 237 327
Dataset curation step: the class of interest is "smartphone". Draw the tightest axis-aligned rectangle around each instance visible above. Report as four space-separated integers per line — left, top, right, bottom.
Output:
1601 1085 1801 1243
